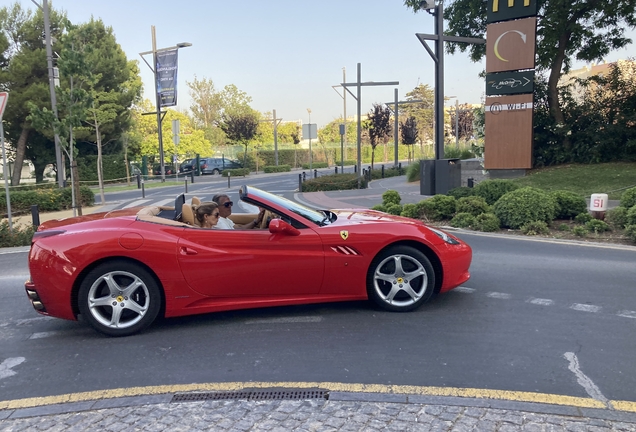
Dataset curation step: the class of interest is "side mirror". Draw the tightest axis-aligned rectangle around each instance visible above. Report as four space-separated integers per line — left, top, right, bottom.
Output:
268 219 300 236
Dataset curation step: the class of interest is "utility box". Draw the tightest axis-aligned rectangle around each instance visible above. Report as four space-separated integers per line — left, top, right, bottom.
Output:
435 158 461 195
419 159 436 195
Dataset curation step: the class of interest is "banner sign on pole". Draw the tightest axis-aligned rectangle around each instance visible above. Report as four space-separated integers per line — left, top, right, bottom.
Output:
156 49 179 107
486 70 535 96
0 92 8 117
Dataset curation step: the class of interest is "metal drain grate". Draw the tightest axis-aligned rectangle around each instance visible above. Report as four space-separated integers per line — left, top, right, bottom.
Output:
171 389 328 403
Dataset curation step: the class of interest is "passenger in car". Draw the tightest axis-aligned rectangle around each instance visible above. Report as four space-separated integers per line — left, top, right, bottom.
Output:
212 193 264 229
194 202 221 229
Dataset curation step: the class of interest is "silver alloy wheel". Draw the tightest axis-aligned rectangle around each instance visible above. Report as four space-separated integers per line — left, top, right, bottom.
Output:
373 254 428 307
87 270 150 329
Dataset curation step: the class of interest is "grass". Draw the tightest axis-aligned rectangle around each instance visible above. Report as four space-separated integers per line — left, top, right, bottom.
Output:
510 162 636 200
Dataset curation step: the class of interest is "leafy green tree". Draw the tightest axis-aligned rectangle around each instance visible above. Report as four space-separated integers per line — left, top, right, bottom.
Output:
400 116 418 161
400 84 435 146
404 0 636 151
364 104 392 169
0 2 67 184
220 108 259 166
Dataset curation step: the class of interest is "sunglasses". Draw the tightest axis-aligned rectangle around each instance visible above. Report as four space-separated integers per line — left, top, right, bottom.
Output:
211 212 220 218
223 201 234 208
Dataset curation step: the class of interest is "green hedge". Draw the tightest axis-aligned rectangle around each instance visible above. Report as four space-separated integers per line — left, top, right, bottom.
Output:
493 187 557 229
0 186 95 216
263 165 291 173
301 162 328 169
222 168 250 177
0 221 36 248
300 173 368 192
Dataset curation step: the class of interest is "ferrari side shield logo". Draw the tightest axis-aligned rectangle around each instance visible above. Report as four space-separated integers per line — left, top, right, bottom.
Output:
340 230 349 240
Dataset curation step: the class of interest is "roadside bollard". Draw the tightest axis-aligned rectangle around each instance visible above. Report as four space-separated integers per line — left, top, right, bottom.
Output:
398 162 402 175
314 169 317 179
185 179 188 193
354 165 357 173
303 171 306 182
190 171 194 184
298 174 302 192
142 182 145 198
228 171 231 188
467 177 474 188
335 166 338 175
136 174 141 189
381 165 385 178
31 205 40 227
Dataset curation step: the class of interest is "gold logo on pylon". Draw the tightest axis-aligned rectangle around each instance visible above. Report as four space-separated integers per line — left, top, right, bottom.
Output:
340 230 349 240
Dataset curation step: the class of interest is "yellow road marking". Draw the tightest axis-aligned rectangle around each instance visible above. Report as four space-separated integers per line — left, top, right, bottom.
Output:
1 382 636 412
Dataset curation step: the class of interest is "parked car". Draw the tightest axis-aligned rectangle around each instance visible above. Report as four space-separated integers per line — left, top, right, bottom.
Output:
24 185 472 336
200 157 242 175
178 158 196 173
152 164 173 176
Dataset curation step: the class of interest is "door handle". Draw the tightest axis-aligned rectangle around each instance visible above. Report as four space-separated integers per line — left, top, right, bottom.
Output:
180 247 198 255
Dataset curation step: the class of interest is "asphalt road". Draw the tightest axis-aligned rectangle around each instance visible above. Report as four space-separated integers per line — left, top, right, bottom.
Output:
1 229 635 407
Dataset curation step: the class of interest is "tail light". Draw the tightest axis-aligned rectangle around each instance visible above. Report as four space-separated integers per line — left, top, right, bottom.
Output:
202 163 208 169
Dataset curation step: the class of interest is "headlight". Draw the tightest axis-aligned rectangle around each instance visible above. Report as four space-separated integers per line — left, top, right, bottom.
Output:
428 227 460 245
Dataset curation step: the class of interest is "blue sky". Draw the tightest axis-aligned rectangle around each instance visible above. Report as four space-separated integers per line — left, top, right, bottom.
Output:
21 0 636 127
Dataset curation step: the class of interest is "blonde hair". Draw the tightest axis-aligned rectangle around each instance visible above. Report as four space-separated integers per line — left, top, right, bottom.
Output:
194 202 219 225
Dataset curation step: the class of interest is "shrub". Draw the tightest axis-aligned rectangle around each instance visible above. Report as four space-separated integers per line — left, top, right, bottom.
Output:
419 195 456 221
0 185 94 215
386 203 403 215
450 212 475 228
627 205 636 226
550 190 587 219
300 173 368 192
474 179 519 205
406 161 420 182
301 162 328 169
620 187 636 209
382 190 401 206
456 196 490 217
370 166 404 180
585 219 610 233
521 221 550 235
625 224 636 243
400 203 419 219
574 212 593 224
263 164 291 173
0 221 36 247
572 226 587 237
447 186 475 199
558 223 570 231
492 187 557 229
371 204 387 212
222 168 250 177
605 207 628 229
472 213 500 232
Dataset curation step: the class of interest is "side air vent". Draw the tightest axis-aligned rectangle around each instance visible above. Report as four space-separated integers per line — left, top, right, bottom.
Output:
330 246 360 256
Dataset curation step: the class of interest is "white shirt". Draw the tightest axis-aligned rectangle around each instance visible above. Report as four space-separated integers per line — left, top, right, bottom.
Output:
216 216 235 230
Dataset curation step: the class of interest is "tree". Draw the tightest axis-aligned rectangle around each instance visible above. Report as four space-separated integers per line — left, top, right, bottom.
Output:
0 2 67 185
404 0 636 150
364 104 392 169
449 103 476 142
400 116 419 161
401 84 435 146
220 108 259 166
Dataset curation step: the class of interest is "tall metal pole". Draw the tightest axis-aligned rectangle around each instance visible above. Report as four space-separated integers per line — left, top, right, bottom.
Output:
307 109 312 171
1 120 12 232
434 1 445 160
394 88 399 167
152 26 166 182
273 109 278 166
342 67 347 162
356 63 362 183
42 0 64 187
455 98 459 148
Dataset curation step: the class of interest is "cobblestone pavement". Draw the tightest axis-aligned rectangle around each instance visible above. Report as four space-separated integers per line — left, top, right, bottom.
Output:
2 393 636 432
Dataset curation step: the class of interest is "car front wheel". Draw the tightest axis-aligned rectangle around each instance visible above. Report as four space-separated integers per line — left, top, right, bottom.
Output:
366 246 435 312
78 261 162 336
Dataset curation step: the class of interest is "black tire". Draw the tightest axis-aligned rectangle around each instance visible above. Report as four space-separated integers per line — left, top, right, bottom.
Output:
212 168 220 175
78 260 162 337
366 246 435 312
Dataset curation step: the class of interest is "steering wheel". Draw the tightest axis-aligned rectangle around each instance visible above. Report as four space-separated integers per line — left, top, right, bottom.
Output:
260 210 275 229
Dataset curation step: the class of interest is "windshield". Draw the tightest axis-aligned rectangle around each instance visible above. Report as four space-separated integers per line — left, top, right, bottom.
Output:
242 186 329 226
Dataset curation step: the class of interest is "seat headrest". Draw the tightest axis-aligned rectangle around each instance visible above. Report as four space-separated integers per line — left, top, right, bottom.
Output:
191 196 201 206
181 204 195 226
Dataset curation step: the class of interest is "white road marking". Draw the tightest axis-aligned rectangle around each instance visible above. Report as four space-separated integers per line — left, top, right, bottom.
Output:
123 199 151 209
454 287 476 293
528 298 554 306
245 317 322 324
0 246 30 255
618 310 636 319
570 304 601 313
564 352 611 409
29 331 61 339
486 292 511 299
0 357 25 380
0 274 30 281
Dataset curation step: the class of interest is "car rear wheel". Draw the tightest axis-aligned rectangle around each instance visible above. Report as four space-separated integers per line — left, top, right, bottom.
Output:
366 246 435 312
78 261 162 337
212 168 220 175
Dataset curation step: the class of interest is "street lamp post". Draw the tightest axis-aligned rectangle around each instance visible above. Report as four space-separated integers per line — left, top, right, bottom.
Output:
307 109 312 171
139 26 191 182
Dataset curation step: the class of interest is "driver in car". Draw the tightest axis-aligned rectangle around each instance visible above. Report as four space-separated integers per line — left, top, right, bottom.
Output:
212 193 264 230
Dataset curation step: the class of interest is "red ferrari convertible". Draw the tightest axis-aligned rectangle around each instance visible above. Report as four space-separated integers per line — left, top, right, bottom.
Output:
25 186 472 336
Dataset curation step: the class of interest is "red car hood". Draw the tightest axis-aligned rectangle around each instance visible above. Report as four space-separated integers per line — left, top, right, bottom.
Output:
331 208 426 227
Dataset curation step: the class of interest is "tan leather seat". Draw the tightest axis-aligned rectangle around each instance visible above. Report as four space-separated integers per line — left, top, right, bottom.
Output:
181 204 195 226
191 196 201 206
